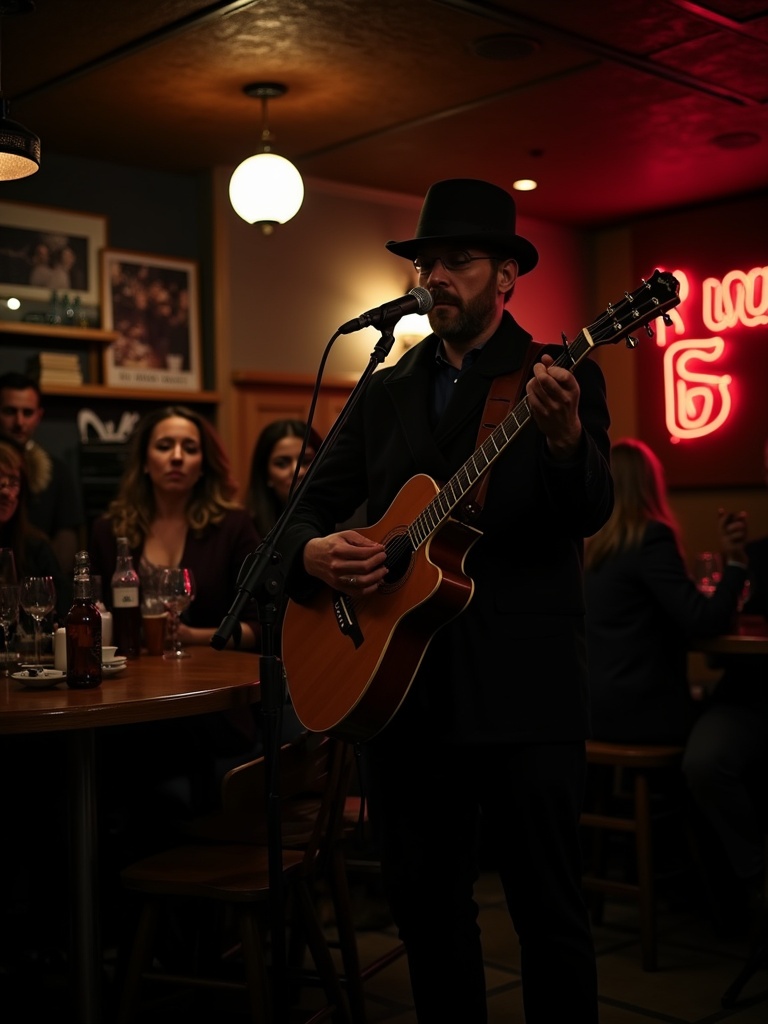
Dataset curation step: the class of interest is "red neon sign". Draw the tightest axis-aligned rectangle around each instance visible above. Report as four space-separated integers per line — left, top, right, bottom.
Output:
654 265 766 441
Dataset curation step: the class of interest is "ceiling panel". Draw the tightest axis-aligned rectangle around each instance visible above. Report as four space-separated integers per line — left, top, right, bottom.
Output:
2 0 766 226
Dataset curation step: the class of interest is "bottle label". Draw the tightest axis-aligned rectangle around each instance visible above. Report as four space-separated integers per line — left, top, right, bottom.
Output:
113 586 139 608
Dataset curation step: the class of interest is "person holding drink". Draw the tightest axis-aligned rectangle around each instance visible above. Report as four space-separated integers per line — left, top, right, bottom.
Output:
584 438 749 745
0 440 68 668
89 404 261 652
88 406 265 866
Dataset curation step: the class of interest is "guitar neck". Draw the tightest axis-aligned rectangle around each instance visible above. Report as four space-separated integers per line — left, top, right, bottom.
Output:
408 329 594 549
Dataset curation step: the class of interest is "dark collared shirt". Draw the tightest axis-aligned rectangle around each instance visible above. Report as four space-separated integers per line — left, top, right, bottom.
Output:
432 340 483 421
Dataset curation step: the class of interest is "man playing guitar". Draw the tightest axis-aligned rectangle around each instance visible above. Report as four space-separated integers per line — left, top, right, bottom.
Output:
280 178 613 1023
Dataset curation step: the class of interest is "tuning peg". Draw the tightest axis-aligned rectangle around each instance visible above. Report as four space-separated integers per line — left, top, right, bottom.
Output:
645 324 654 337
626 336 639 349
662 313 673 326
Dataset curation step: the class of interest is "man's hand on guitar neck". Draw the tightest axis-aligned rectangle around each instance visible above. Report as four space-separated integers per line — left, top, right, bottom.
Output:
303 531 388 595
526 352 583 460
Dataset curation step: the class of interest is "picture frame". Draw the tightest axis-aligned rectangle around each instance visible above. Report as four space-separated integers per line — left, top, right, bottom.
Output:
101 248 202 392
0 200 107 306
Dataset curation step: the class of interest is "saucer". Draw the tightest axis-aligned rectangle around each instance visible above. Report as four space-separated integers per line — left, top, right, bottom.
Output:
12 668 65 688
102 662 127 675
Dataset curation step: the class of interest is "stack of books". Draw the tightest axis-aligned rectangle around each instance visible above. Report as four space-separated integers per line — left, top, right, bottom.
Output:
29 351 84 387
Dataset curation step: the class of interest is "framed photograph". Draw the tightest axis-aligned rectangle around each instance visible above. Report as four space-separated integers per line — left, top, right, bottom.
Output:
0 200 107 306
101 249 202 392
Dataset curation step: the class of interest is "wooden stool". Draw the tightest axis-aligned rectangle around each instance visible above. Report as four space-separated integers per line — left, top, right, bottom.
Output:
580 740 686 970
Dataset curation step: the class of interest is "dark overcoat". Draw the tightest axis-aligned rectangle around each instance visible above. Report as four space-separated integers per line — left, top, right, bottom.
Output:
282 310 613 742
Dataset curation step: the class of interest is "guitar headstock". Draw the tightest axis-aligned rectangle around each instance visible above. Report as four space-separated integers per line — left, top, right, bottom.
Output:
588 270 680 350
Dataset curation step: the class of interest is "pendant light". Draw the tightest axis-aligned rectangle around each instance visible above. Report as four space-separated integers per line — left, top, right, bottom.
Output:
229 82 304 234
0 1 40 181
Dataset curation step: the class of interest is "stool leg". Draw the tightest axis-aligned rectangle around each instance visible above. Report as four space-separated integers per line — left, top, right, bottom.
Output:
116 899 159 1024
634 772 657 971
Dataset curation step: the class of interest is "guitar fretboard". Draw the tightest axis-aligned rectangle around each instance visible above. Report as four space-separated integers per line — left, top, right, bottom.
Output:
383 269 679 568
407 329 594 550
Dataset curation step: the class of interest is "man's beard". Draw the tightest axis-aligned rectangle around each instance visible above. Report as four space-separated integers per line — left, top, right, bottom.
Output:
427 278 497 346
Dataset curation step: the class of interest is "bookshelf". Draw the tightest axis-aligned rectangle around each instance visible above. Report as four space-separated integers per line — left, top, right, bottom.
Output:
0 321 219 403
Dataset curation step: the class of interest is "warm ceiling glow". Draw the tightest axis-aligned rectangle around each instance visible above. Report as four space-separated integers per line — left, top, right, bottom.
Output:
512 179 537 192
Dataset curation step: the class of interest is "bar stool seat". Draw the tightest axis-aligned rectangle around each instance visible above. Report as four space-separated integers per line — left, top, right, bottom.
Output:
580 739 687 971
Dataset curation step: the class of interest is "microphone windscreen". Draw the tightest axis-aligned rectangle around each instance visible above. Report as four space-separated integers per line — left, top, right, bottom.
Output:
410 286 434 313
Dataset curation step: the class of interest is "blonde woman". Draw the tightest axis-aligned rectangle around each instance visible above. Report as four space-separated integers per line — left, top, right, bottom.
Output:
584 438 748 743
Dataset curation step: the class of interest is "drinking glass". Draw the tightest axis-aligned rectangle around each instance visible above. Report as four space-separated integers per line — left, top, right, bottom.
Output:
0 583 20 675
694 552 722 596
19 576 57 665
0 547 18 585
158 568 196 660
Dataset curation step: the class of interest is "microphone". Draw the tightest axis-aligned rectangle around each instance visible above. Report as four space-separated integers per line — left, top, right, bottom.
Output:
338 286 434 334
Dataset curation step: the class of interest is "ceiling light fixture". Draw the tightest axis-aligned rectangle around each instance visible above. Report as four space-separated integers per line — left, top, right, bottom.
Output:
229 82 304 234
513 179 537 192
0 1 40 181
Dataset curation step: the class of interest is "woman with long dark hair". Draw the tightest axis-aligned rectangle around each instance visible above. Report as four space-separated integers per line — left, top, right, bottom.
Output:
246 418 321 537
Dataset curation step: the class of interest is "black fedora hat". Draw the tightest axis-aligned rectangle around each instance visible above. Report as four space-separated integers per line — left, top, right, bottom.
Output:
386 178 538 275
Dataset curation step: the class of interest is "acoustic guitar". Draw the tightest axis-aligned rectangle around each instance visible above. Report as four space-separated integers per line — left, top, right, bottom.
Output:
282 270 681 742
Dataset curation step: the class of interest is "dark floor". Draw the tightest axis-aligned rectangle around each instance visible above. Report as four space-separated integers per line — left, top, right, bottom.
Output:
2 869 766 1023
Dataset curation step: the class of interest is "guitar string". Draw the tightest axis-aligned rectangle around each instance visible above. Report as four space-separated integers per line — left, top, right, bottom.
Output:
387 274 677 571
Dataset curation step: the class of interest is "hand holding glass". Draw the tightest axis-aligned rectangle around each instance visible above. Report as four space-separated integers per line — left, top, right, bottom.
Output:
158 568 196 659
0 584 20 674
19 576 56 665
694 552 722 596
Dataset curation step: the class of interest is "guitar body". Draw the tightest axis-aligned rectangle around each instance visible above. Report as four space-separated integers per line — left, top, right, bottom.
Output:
281 474 481 741
282 271 681 742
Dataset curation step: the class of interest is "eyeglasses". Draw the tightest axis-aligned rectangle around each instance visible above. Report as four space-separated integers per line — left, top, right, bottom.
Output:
412 251 500 274
0 477 21 493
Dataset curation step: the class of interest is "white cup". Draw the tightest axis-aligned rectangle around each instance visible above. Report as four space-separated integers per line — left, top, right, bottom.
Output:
54 627 67 671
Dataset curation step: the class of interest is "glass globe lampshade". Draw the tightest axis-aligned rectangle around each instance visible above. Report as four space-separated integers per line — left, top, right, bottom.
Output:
229 150 304 231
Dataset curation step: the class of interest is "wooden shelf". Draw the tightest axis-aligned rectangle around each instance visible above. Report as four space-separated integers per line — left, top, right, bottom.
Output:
1 318 218 404
0 320 118 344
41 384 221 402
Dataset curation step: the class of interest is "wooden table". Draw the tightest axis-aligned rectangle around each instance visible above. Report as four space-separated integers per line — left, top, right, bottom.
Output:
0 648 260 1024
690 615 768 656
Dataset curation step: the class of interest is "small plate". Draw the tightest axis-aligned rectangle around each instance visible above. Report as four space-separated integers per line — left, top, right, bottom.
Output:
12 669 65 688
102 663 127 675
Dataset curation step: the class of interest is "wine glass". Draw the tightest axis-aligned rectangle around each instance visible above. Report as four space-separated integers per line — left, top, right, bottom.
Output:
694 552 722 596
158 567 196 660
19 576 57 666
0 584 20 675
0 547 18 585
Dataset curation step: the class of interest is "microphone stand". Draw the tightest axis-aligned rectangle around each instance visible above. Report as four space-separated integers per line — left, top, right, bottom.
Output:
211 324 399 1016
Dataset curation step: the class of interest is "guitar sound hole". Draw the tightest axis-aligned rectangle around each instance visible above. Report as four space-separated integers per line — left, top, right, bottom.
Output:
383 535 413 587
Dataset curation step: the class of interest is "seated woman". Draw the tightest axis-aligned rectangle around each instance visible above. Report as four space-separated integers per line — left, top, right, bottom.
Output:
0 439 68 622
89 407 265 855
245 418 321 537
90 404 260 649
0 440 70 959
584 438 749 745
